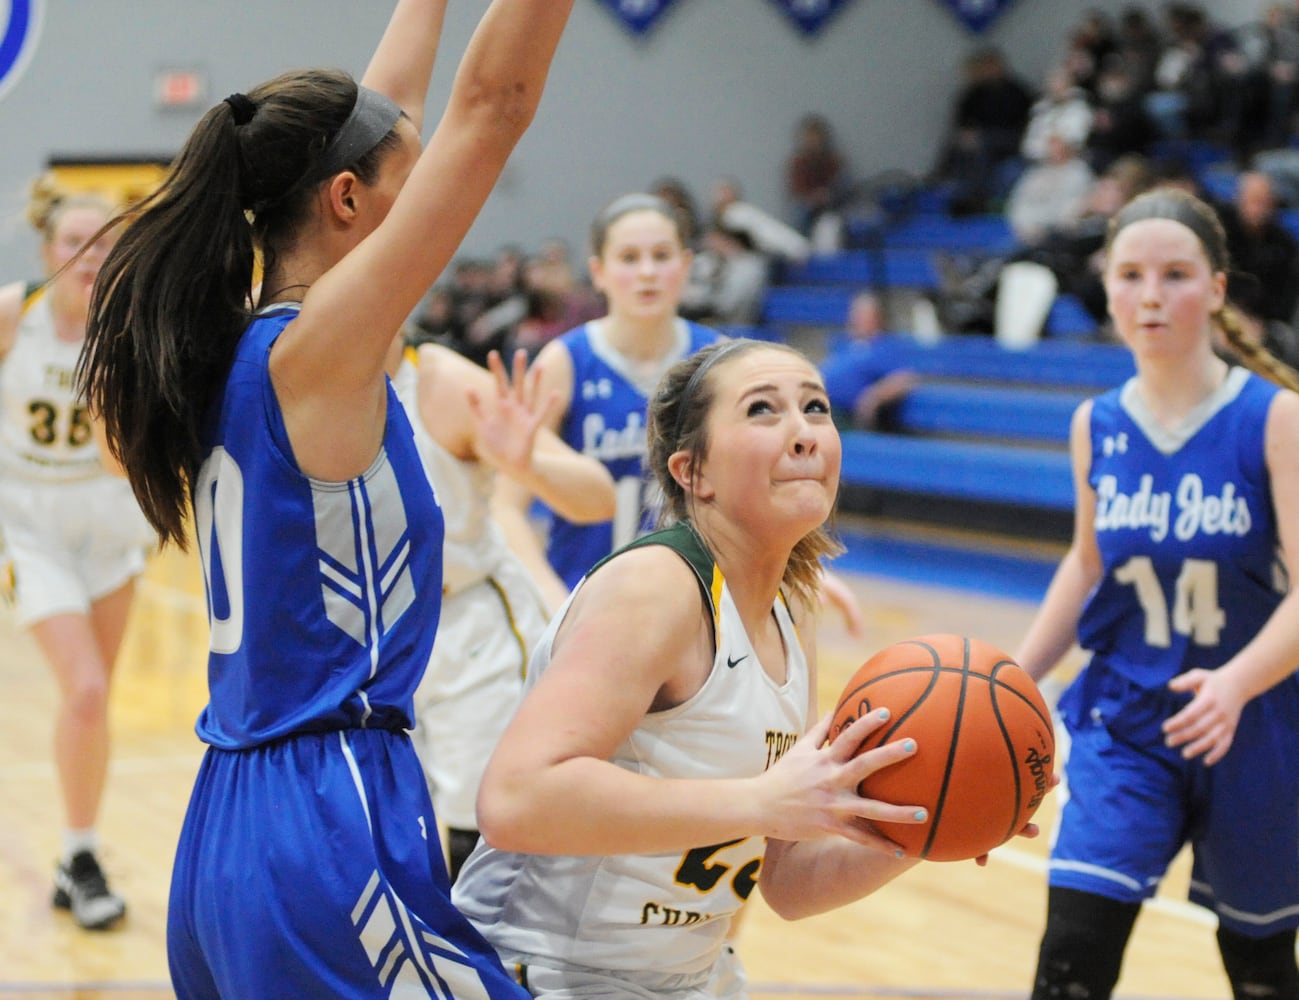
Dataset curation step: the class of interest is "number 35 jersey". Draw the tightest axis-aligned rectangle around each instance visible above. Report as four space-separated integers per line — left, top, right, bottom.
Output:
0 285 102 481
1079 367 1283 688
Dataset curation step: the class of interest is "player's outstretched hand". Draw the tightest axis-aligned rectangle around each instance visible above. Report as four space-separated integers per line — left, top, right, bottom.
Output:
467 348 560 478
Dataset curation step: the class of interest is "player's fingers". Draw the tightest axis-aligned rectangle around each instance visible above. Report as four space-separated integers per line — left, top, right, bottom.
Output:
846 734 918 788
485 349 508 392
827 707 891 760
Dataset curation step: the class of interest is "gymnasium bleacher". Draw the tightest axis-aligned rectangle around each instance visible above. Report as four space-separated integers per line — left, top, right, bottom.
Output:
759 200 1145 549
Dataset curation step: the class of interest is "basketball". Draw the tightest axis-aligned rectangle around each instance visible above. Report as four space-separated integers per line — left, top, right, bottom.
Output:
831 633 1055 862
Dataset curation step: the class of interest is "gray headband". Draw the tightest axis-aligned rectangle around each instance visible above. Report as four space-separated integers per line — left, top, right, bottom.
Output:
1111 191 1225 271
298 85 403 190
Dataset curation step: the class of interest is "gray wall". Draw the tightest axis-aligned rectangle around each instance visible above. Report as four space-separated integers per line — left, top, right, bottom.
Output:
0 0 1270 280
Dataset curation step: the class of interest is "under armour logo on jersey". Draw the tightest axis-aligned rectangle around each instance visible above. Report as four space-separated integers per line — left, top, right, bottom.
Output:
351 869 494 995
1102 433 1128 457
315 458 416 648
581 377 613 400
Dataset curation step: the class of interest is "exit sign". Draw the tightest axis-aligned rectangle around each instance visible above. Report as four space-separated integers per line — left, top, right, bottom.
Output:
154 68 206 109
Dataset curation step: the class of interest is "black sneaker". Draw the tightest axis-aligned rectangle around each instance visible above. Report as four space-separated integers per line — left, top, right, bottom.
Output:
52 851 126 930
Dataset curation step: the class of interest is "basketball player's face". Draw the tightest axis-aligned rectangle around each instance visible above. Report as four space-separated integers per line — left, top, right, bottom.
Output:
44 205 114 306
1104 218 1225 360
695 349 841 536
590 210 690 321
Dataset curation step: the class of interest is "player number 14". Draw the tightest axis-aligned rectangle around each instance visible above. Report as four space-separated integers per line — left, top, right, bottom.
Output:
1113 556 1225 647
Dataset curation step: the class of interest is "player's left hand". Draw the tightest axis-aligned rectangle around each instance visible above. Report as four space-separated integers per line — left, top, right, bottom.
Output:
1162 667 1245 766
971 771 1058 866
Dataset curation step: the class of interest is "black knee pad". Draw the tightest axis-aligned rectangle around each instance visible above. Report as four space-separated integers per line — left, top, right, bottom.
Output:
446 827 480 883
1216 925 1299 1000
1031 887 1141 1000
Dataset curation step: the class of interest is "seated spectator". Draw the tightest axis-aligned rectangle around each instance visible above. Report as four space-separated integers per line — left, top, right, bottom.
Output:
929 46 1036 215
784 113 849 244
1085 55 1155 171
1021 64 1095 163
649 175 702 247
1005 132 1096 247
1219 170 1299 329
408 286 460 347
821 291 919 432
685 177 813 326
514 242 604 357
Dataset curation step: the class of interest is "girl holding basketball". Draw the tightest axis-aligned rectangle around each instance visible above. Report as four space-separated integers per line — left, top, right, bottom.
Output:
1016 188 1299 1000
496 192 866 632
77 0 573 994
453 337 927 998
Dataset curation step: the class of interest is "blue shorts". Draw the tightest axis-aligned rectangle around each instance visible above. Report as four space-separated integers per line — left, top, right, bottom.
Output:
1050 663 1299 937
167 728 527 998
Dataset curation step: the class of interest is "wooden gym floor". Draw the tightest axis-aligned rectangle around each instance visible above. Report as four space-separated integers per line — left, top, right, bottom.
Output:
0 529 1236 999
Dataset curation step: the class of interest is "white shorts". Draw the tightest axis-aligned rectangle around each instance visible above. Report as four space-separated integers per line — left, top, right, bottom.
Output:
508 943 747 999
0 475 154 627
412 557 548 830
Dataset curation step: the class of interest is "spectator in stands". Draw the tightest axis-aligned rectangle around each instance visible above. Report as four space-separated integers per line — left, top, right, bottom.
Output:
408 286 460 347
1085 56 1155 172
1242 4 1299 151
513 241 604 358
1005 132 1096 248
650 175 702 247
1021 64 1095 164
1218 171 1299 334
1147 3 1248 154
784 113 849 244
1063 9 1119 97
821 291 919 432
1114 5 1162 97
687 176 812 327
930 46 1036 215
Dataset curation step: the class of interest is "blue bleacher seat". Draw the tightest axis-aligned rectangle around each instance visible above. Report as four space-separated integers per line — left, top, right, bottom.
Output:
781 249 939 289
1043 293 1099 339
880 214 1019 255
761 286 857 326
895 383 1083 444
821 334 1134 390
839 431 1074 511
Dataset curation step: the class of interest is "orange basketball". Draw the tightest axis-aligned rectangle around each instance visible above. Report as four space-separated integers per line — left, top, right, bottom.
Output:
831 633 1055 862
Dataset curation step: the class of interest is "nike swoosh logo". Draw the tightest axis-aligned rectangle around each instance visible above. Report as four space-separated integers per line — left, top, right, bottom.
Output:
726 654 747 669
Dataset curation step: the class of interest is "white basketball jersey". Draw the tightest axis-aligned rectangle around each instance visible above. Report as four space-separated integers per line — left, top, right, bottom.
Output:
0 288 102 481
453 522 811 978
391 350 515 595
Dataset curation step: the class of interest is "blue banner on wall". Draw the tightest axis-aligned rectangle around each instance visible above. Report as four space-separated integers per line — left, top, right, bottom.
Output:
0 0 41 103
596 0 682 38
768 0 853 36
938 0 1017 34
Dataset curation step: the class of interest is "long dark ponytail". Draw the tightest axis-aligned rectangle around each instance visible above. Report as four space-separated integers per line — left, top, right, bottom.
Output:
79 69 399 548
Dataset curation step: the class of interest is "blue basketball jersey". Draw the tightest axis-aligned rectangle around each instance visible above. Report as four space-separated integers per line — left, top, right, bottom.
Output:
1078 368 1283 688
192 304 442 746
548 319 720 590
170 306 527 998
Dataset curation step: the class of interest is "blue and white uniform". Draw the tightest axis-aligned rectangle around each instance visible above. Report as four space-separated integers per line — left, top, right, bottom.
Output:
547 319 720 590
454 522 809 997
1051 367 1299 937
167 305 526 999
